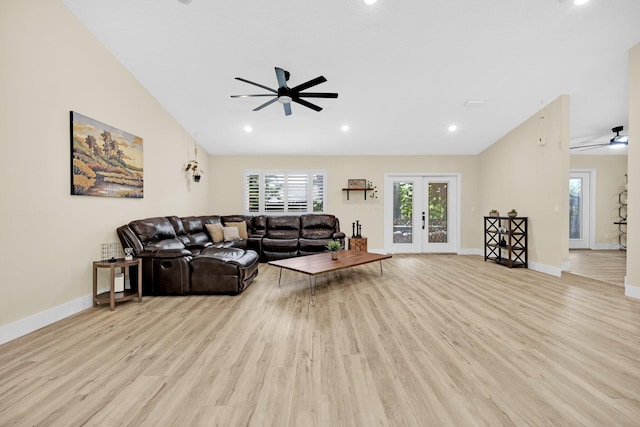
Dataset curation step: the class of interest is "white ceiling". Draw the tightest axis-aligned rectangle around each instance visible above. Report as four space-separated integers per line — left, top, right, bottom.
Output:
61 0 640 156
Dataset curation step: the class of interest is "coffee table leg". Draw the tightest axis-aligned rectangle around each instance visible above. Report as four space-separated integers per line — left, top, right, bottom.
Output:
278 267 283 286
380 261 384 276
309 276 314 296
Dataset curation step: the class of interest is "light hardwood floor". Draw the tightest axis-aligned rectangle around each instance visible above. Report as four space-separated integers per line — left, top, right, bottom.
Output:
1 255 640 426
569 249 627 286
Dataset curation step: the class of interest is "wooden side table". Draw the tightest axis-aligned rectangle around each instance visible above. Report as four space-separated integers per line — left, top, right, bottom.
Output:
349 237 368 252
93 258 142 311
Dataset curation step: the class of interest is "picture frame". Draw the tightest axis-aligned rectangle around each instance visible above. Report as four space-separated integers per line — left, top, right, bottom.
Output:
70 111 144 198
348 179 367 189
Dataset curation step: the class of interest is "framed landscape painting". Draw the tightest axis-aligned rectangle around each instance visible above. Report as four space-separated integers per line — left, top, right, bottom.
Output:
70 111 143 198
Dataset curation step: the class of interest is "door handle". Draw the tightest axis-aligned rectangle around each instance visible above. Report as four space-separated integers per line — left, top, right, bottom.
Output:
422 212 425 230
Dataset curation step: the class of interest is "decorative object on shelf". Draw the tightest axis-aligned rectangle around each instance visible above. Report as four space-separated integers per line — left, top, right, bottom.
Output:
348 179 367 189
500 237 507 247
101 242 124 262
352 220 362 238
508 209 518 218
326 240 342 260
124 247 134 261
366 180 378 199
489 209 500 217
70 111 144 198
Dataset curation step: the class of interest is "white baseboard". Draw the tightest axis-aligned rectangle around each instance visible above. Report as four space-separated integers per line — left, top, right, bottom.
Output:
459 248 482 256
0 293 93 346
528 261 562 277
625 278 640 300
591 243 624 250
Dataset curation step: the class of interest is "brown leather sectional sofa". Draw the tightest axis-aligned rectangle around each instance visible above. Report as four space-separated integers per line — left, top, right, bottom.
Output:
116 214 345 296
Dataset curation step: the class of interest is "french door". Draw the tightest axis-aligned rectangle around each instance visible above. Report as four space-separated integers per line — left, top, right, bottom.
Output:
569 171 592 249
384 175 459 253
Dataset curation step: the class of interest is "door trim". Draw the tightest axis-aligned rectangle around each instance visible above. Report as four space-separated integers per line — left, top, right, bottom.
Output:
384 173 461 254
569 169 595 249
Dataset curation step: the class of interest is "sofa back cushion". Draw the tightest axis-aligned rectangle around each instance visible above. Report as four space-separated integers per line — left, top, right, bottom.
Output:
129 217 185 250
300 214 337 239
252 215 267 237
182 216 210 245
266 216 301 239
167 216 190 245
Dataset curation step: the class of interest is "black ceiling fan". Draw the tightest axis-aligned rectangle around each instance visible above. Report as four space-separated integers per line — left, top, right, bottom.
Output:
231 67 338 116
570 126 629 151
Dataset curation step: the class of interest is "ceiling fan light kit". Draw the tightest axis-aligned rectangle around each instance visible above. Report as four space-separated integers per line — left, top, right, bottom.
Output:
231 67 338 116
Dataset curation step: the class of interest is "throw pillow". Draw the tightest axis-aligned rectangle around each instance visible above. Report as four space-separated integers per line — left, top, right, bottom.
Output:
224 221 248 240
205 223 224 243
223 226 241 242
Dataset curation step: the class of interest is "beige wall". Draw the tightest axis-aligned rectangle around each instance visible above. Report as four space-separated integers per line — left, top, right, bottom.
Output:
570 155 628 248
626 43 640 298
478 96 571 274
0 0 209 332
208 155 481 252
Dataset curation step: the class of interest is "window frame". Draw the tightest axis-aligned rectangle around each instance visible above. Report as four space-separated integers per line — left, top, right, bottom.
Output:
243 169 327 215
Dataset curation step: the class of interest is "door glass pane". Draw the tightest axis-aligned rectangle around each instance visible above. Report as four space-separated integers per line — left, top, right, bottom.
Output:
393 182 413 243
428 182 448 243
569 177 582 239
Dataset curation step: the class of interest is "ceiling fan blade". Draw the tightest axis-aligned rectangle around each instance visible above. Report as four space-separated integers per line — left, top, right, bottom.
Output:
275 67 289 88
292 98 322 112
231 94 278 98
235 77 277 93
297 92 339 98
290 76 327 92
283 103 292 116
253 97 279 111
570 143 608 150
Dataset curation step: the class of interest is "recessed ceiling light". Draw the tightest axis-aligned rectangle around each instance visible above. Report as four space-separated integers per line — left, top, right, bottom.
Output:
244 125 252 133
574 0 588 5
448 124 458 132
341 125 350 132
177 0 192 3
364 0 377 5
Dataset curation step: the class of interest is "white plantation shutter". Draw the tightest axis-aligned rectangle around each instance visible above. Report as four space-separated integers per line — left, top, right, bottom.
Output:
287 174 308 212
244 170 326 214
312 173 324 212
246 174 260 213
264 174 285 212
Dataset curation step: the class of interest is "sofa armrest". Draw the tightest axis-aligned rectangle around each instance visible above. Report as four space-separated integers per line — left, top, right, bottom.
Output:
333 232 346 240
187 242 213 250
137 248 192 259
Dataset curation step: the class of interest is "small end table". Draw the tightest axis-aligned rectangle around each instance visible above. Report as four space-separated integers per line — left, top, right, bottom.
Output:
93 258 142 311
348 237 368 252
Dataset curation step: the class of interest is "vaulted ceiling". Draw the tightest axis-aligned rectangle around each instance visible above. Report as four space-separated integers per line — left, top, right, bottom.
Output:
61 0 640 156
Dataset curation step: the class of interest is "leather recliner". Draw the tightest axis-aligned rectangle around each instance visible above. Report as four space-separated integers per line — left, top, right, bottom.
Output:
117 216 259 296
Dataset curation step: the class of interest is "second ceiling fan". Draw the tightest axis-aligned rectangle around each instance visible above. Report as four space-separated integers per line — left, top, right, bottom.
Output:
231 67 338 116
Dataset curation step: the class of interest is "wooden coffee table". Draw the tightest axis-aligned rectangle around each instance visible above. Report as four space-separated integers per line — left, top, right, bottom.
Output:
268 250 392 295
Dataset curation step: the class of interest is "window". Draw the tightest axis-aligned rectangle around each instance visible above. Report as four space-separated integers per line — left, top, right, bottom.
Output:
244 170 326 215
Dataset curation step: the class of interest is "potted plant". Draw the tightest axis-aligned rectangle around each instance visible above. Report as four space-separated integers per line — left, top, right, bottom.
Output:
489 209 500 217
326 241 342 260
184 160 203 182
508 209 518 218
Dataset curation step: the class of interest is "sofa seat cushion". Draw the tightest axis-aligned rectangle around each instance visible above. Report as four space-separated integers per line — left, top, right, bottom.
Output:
191 248 259 294
299 238 333 253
